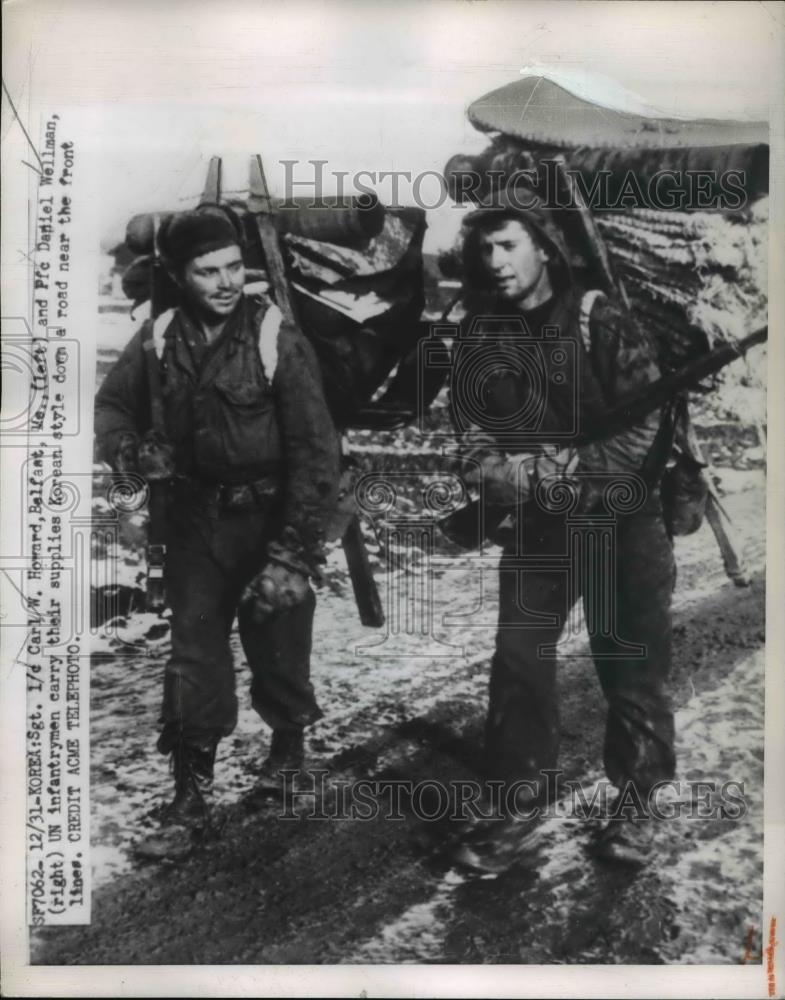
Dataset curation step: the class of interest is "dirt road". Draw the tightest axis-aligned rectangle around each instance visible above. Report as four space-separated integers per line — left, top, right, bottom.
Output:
34 467 766 966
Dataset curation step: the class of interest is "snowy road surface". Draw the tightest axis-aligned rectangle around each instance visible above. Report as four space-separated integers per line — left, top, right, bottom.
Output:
33 467 767 965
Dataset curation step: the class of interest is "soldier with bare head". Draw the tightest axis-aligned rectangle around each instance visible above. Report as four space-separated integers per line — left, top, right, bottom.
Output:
446 191 676 872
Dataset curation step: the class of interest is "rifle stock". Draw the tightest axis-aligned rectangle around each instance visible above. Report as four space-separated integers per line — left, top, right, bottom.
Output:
341 517 386 627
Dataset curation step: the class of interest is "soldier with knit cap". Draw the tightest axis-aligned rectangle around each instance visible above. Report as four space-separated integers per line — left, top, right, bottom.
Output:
95 205 340 859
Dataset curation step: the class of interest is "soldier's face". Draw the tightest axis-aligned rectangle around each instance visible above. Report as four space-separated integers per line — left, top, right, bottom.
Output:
180 244 245 319
477 220 550 303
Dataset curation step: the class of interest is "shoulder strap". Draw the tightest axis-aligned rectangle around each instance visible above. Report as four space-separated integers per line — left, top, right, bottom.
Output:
258 302 283 383
151 307 176 360
148 300 283 386
141 312 174 433
578 289 606 356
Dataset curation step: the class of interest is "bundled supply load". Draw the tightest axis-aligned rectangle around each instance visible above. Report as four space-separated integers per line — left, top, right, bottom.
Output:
466 75 768 197
437 75 767 581
443 75 768 375
117 187 428 427
594 201 767 369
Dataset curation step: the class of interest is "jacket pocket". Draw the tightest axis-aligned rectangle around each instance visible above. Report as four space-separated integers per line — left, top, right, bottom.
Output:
205 376 281 476
213 376 271 410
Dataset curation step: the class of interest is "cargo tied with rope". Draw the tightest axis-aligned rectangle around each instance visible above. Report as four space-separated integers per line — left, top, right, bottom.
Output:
438 75 768 581
115 163 433 432
443 74 768 379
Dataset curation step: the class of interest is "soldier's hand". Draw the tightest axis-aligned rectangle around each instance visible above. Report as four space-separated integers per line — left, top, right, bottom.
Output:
240 562 311 623
114 433 140 474
138 431 175 481
464 455 530 506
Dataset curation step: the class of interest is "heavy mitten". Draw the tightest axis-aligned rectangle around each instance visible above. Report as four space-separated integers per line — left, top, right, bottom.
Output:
240 562 310 623
138 430 176 481
114 432 140 474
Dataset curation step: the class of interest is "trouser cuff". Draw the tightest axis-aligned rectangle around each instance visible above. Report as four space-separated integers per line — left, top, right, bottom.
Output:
156 727 223 756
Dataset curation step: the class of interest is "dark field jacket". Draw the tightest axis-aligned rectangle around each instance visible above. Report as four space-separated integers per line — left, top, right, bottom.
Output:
94 293 340 565
455 286 663 509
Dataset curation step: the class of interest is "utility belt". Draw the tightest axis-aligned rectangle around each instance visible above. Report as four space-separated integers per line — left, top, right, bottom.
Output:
172 474 281 512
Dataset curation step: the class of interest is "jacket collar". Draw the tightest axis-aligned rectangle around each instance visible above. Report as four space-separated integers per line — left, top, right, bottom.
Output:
164 295 253 377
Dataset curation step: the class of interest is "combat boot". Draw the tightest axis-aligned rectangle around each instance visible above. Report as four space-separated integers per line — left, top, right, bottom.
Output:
590 815 654 867
134 738 218 862
449 813 546 874
163 738 218 823
253 728 305 796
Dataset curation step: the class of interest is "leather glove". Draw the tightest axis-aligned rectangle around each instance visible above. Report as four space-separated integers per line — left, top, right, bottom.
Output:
137 430 175 481
240 562 311 623
465 448 583 509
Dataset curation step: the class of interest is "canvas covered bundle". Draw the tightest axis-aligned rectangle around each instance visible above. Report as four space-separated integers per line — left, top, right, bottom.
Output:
442 75 769 373
117 199 427 426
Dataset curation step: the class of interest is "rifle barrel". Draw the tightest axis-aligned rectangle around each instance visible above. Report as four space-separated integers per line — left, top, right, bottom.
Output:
438 324 768 548
578 326 767 446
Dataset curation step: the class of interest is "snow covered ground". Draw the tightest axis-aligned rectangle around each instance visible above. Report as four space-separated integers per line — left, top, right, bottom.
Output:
32 304 767 965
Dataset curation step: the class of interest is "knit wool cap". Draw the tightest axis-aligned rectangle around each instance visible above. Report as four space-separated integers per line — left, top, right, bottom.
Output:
158 206 242 266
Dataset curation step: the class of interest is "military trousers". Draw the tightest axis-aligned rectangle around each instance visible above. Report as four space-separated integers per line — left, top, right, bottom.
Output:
485 495 676 802
157 501 323 754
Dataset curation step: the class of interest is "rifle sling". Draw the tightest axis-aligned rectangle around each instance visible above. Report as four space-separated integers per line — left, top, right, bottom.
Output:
141 318 170 549
142 320 167 435
439 325 768 543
